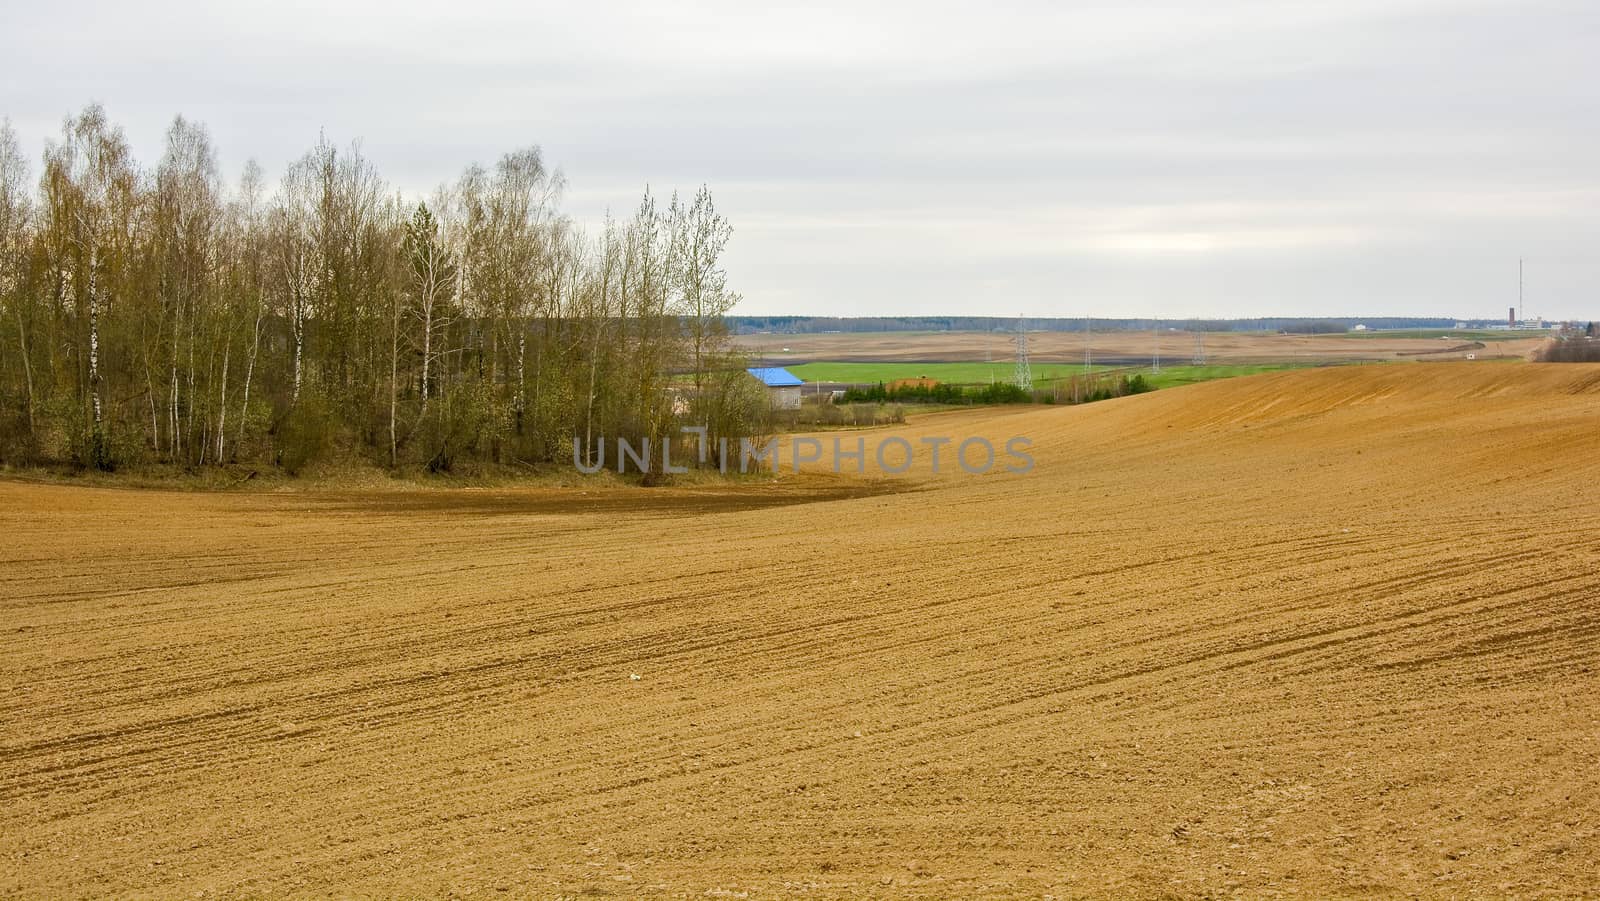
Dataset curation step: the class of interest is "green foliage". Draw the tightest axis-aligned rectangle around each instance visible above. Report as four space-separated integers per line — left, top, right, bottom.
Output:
0 400 38 463
838 380 1035 405
694 359 773 452
830 368 1158 409
415 379 511 473
973 382 1032 404
68 424 117 472
273 395 332 475
0 105 761 477
805 362 1297 404
1143 364 1308 389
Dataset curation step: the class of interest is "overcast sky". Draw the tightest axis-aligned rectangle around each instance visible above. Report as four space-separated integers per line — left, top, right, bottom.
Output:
3 0 1596 319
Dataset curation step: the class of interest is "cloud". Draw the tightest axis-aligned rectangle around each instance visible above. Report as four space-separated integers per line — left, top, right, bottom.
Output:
2 0 1594 317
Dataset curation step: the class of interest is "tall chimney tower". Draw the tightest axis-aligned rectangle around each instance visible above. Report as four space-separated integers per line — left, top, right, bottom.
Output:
1510 306 1517 328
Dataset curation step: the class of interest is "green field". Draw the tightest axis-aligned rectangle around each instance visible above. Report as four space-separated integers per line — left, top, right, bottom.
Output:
786 360 1307 389
1143 363 1315 389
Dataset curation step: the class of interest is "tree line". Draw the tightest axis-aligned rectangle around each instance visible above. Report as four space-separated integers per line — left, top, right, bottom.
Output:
836 373 1151 405
0 105 765 474
1535 332 1600 363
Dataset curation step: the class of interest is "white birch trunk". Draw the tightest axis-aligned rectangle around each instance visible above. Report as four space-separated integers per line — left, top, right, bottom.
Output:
389 292 399 466
86 243 103 433
292 290 304 405
237 301 261 448
12 304 33 434
216 337 229 462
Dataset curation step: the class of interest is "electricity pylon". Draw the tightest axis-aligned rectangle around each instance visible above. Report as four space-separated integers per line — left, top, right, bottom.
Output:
1084 316 1093 374
1013 316 1032 389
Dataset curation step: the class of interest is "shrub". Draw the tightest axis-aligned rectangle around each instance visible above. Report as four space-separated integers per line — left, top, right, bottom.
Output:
836 380 1029 405
414 380 510 473
65 413 138 472
273 396 333 475
1535 338 1600 362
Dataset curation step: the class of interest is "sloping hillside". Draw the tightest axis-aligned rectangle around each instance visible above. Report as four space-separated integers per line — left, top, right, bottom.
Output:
3 362 1599 897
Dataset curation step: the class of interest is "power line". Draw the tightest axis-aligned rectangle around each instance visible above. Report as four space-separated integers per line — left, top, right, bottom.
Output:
1084 315 1092 375
1152 318 1161 373
1013 315 1032 389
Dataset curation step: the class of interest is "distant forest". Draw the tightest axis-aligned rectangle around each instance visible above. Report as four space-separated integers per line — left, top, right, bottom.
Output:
731 316 1482 335
0 105 759 473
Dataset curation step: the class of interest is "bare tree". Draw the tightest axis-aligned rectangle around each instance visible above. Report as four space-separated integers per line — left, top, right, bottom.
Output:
487 149 558 438
273 158 317 406
403 201 455 424
0 120 34 438
154 115 223 463
0 105 748 474
576 213 622 467
44 105 137 468
622 188 678 447
229 160 268 460
673 185 738 394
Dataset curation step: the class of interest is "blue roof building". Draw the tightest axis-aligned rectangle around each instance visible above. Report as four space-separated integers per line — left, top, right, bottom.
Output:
747 367 804 409
746 367 804 387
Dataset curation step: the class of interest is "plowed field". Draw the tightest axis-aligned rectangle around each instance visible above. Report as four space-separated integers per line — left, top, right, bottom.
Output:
4 363 1599 897
733 329 1545 366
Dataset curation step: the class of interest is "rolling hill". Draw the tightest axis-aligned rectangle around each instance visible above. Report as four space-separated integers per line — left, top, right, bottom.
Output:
3 363 1598 897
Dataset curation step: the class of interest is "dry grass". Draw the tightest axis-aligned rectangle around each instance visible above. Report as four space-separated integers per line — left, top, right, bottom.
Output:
4 362 1599 897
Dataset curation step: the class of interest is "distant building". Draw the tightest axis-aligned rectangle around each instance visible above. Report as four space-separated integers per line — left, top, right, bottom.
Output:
1352 324 1368 331
747 367 804 410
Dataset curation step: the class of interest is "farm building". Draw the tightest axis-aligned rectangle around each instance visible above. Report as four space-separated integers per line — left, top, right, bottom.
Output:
748 367 804 410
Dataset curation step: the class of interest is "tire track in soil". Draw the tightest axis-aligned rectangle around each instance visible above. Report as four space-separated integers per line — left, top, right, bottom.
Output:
5 363 1600 897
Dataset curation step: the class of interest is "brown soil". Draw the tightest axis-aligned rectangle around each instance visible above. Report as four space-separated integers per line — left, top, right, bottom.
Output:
733 329 1545 365
4 362 1599 897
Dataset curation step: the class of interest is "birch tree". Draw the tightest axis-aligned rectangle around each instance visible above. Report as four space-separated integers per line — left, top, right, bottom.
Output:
673 185 738 393
403 201 454 424
272 158 317 406
154 116 223 463
45 105 137 468
0 105 748 474
223 160 267 462
0 120 34 442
